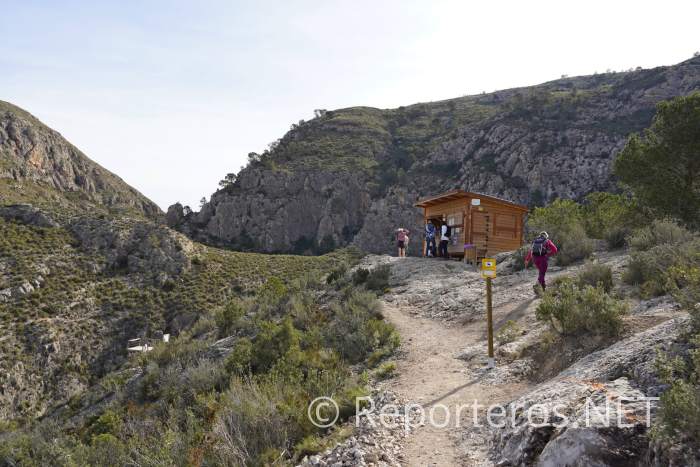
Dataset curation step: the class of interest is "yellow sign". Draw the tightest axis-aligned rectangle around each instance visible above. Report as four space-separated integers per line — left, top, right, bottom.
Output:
481 257 496 278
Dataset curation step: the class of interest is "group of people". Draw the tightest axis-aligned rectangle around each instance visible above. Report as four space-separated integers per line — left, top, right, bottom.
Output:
395 219 452 259
397 225 558 296
423 220 451 259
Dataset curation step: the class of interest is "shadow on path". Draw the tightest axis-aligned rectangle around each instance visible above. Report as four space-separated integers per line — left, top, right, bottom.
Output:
423 373 487 408
480 298 536 340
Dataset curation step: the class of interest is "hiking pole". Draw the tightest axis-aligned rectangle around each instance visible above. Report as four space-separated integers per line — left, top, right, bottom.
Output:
481 258 497 369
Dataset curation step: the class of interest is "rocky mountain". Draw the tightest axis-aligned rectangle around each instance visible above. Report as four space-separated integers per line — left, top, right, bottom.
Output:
169 56 700 254
0 105 346 421
0 100 161 218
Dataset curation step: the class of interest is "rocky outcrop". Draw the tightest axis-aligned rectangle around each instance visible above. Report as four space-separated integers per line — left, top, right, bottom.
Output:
69 217 194 278
0 100 161 218
491 317 689 467
0 203 59 227
170 170 372 254
171 56 700 255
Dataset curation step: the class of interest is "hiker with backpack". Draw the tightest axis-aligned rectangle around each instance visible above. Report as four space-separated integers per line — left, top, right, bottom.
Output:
425 221 437 257
439 220 451 259
524 231 558 293
396 228 409 258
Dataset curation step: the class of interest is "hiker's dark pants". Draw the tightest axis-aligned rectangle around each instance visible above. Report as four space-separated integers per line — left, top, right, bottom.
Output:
534 255 549 289
439 240 448 258
426 237 436 256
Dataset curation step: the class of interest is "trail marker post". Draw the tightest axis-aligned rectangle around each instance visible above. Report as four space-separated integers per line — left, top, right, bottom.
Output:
481 258 497 369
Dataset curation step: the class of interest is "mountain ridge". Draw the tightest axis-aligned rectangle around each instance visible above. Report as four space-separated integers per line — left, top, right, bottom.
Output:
168 55 700 254
0 100 161 220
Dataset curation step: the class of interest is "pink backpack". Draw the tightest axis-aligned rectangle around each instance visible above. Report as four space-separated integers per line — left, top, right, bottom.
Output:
397 229 406 241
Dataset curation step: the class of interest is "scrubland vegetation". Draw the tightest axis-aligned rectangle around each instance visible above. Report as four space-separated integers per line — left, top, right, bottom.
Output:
0 222 397 466
528 93 700 453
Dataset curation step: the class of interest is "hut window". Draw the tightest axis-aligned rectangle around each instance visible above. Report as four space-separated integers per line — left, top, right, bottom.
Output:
446 212 463 227
450 227 462 245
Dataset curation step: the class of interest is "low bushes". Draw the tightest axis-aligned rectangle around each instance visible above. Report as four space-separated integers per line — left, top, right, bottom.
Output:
351 264 391 292
324 291 399 364
654 334 700 451
1 253 397 467
627 219 695 252
528 199 594 266
577 262 614 293
623 221 699 298
583 192 644 248
496 320 522 345
555 224 595 266
535 278 627 337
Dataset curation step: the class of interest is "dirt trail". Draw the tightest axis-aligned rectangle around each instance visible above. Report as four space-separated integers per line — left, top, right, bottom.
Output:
367 251 628 465
381 302 530 466
359 250 678 466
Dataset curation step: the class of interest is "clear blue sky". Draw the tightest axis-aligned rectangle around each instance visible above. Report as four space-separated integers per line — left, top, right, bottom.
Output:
2 0 698 210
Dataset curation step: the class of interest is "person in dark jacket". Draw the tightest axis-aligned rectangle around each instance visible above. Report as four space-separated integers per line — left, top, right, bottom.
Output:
524 231 558 293
425 221 436 257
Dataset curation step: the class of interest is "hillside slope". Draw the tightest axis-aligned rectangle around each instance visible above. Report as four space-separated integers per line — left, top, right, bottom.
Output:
0 100 161 219
169 56 700 254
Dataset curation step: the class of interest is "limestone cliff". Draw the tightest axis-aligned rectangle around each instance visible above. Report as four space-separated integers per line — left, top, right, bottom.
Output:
0 100 161 218
170 56 700 254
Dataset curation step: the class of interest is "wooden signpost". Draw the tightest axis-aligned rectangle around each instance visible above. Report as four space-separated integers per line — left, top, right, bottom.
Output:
481 258 496 369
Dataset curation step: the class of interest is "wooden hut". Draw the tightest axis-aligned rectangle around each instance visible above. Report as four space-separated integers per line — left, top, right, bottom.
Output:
414 190 528 262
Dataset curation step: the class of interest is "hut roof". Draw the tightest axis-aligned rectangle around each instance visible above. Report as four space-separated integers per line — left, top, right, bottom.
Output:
414 189 528 211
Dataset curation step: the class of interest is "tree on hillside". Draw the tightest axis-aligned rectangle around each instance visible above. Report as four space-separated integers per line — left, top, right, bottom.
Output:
218 173 237 189
613 93 700 228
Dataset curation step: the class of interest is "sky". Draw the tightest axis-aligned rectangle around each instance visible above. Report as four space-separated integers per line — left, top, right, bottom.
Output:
1 0 698 210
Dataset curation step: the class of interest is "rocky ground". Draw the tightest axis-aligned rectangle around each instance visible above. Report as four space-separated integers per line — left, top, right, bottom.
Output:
304 250 689 466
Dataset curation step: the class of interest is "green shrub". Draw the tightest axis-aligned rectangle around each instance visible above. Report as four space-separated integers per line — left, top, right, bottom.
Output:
325 265 347 284
211 379 291 466
583 192 644 245
511 246 529 272
224 338 253 375
365 264 391 291
325 291 398 364
189 315 217 338
87 409 123 440
374 362 397 380
654 336 700 449
528 199 594 266
666 266 700 330
535 279 627 336
555 224 595 266
628 219 695 252
577 262 614 293
352 267 370 285
251 318 301 373
605 226 630 249
496 320 522 344
87 434 127 465
214 300 246 337
623 239 700 298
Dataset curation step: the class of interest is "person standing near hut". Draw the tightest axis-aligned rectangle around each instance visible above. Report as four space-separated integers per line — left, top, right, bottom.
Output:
396 228 409 258
425 220 436 257
524 231 558 294
439 219 450 259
